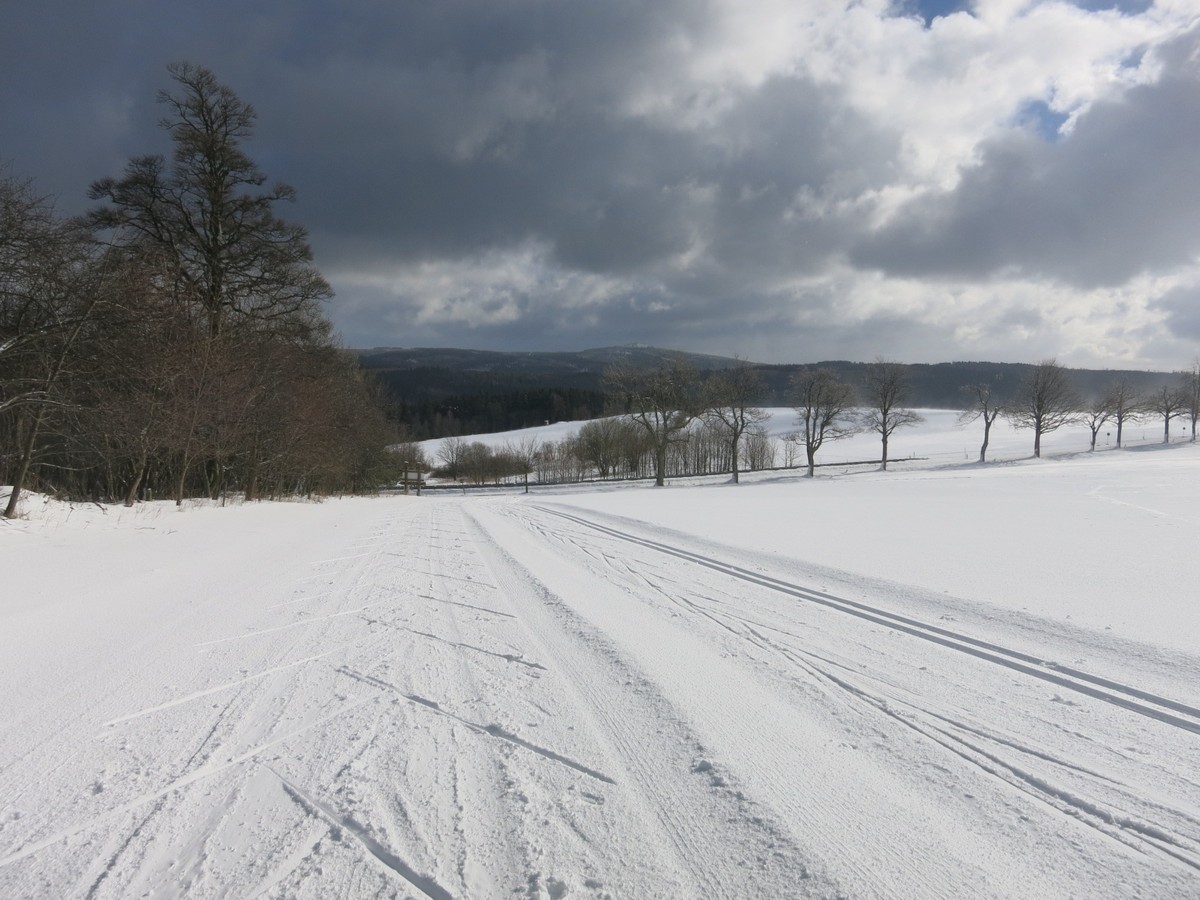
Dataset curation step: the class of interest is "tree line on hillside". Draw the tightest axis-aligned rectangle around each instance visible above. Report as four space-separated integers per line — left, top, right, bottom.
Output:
367 351 1181 427
0 64 400 518
426 357 1200 488
384 385 608 439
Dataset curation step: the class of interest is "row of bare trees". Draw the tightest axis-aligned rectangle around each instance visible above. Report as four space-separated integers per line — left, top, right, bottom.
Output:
425 357 917 489
1 65 400 517
961 358 1200 461
448 356 1199 490
432 414 779 488
603 356 929 484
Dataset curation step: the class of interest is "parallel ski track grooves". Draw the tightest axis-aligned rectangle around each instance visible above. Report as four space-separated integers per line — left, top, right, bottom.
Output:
536 506 1200 736
738 619 1200 873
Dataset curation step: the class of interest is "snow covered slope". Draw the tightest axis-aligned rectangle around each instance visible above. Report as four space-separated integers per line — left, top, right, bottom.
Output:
2 442 1198 897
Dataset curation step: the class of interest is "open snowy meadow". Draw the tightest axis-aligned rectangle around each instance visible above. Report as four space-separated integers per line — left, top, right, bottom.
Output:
2 412 1199 898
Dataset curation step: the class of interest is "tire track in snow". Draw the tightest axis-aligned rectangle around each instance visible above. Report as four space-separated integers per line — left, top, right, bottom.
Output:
536 505 1200 736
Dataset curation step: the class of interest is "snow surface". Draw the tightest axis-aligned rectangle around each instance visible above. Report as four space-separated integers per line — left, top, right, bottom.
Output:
2 423 1199 898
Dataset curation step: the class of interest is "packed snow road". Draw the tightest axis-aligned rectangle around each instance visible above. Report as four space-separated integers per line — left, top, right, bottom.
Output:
1 490 1198 898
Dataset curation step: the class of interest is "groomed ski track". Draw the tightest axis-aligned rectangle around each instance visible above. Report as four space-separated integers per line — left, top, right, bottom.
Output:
0 493 1197 898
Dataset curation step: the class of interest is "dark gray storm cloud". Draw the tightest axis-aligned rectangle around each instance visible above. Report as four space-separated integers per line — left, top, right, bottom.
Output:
1153 284 1200 343
4 2 1198 364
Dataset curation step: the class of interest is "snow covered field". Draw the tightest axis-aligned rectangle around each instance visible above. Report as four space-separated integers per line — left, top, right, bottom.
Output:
2 420 1199 898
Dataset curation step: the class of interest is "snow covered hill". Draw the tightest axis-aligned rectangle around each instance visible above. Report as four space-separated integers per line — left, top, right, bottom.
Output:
2 437 1198 897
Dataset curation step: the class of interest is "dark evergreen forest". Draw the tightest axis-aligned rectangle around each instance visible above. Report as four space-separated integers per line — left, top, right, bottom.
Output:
362 349 1179 440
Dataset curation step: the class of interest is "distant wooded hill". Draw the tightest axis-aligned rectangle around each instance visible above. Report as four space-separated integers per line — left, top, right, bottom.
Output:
358 346 1179 439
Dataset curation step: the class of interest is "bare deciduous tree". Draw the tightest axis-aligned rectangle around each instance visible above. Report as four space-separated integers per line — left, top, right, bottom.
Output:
1006 359 1079 458
1180 361 1200 443
791 367 856 477
705 361 767 484
1081 394 1113 451
460 441 492 485
577 417 629 479
958 379 1003 463
605 359 705 487
1144 382 1188 444
2 70 399 512
1104 376 1141 449
1 177 102 518
743 427 776 471
88 62 331 338
859 358 923 471
438 435 467 480
504 434 542 492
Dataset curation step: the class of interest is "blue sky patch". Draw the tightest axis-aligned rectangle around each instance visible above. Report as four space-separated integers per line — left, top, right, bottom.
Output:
1015 99 1070 142
903 0 1150 26
1071 0 1152 13
904 1 972 27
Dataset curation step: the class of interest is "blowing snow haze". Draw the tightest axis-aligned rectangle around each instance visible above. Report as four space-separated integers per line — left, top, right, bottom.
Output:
5 1 1200 366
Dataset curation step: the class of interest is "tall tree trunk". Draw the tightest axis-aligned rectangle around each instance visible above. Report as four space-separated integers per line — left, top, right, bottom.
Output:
730 434 740 484
979 415 992 462
880 433 889 471
200 459 213 499
246 459 260 501
124 452 148 507
245 433 261 501
174 448 195 506
4 409 44 519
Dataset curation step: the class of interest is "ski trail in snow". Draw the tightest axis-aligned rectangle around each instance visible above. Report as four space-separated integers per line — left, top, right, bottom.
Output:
460 503 843 897
335 666 615 784
100 650 336 727
264 591 333 609
0 697 376 869
195 605 381 647
737 618 1200 874
360 615 547 670
536 505 1200 734
309 553 373 565
489 499 1200 895
267 766 455 900
415 593 516 619
1086 484 1200 524
407 630 547 670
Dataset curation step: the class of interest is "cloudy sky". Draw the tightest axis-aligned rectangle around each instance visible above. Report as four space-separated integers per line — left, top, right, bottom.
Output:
5 1 1200 366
